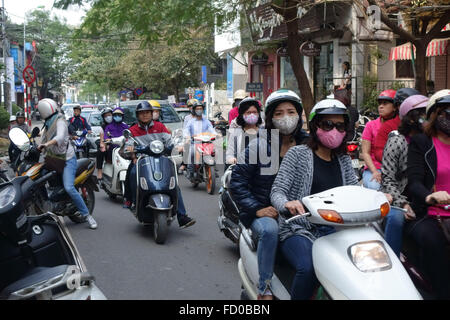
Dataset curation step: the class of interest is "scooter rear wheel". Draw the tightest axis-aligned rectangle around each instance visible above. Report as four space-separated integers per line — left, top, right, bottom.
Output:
205 165 215 195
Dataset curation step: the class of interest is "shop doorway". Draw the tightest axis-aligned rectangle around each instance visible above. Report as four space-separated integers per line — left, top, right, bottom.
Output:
313 42 334 102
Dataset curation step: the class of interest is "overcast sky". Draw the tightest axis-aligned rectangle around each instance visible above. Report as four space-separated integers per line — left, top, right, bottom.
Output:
4 0 89 26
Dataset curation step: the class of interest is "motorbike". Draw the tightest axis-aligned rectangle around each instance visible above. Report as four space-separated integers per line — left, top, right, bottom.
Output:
184 132 217 195
346 141 363 180
9 127 99 223
123 129 179 244
0 173 106 300
71 129 89 159
100 135 130 200
217 164 241 244
238 185 422 300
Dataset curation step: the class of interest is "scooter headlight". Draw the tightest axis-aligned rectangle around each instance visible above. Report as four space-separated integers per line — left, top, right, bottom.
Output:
348 241 392 273
150 140 164 154
0 185 16 209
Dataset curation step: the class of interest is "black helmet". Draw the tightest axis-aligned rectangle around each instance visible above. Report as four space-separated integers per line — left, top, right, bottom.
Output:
189 100 205 115
135 101 153 117
16 111 25 118
238 97 261 114
101 107 113 117
393 88 420 107
73 105 82 111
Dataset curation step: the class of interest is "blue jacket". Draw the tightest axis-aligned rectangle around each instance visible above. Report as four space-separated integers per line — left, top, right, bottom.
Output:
230 128 308 228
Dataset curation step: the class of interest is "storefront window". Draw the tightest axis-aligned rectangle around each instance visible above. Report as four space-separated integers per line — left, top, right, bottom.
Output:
314 43 334 101
280 57 302 96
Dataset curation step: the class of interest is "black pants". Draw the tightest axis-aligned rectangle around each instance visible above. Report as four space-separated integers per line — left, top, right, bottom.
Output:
123 161 134 202
96 146 113 170
406 217 450 299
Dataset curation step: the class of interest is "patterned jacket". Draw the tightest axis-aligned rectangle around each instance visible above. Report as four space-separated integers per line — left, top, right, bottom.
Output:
270 145 358 242
380 131 409 208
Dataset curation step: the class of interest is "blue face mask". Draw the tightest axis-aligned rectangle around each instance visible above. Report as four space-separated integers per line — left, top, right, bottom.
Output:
113 115 123 123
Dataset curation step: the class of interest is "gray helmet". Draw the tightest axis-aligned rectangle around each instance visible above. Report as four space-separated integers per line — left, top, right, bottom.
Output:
101 107 113 117
393 88 420 107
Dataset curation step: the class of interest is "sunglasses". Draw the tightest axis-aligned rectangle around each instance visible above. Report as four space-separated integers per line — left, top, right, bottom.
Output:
318 120 347 133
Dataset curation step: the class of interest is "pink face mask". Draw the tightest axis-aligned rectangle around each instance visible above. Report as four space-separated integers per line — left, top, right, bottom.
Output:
316 128 346 149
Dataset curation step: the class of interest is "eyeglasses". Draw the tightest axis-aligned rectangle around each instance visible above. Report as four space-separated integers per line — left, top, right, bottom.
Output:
244 111 259 116
318 120 347 133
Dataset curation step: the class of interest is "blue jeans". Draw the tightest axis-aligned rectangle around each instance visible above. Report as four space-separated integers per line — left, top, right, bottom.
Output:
362 169 381 190
280 227 335 300
250 217 278 295
384 207 405 257
63 156 89 216
129 164 187 216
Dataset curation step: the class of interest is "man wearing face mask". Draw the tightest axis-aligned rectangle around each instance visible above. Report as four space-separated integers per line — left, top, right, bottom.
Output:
182 100 217 180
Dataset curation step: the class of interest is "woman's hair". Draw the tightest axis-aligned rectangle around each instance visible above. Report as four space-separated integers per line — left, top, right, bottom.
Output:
343 61 350 70
424 105 447 137
307 114 350 155
264 101 307 144
236 103 262 128
398 110 422 137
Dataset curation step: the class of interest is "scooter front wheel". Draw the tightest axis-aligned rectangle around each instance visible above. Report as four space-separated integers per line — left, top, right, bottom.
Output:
154 212 169 244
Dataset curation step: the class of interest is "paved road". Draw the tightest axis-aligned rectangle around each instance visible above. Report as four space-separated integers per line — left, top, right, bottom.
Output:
67 165 242 300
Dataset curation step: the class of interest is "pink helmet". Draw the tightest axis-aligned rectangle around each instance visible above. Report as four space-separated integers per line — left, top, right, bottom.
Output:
399 95 429 120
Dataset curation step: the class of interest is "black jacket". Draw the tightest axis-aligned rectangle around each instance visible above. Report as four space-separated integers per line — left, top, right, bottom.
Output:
230 128 308 228
407 133 437 219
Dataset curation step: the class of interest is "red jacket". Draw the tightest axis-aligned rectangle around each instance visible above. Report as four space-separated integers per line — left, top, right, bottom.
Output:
228 107 239 123
373 115 401 163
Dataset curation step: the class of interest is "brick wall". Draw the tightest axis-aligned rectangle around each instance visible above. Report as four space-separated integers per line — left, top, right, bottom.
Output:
435 54 450 90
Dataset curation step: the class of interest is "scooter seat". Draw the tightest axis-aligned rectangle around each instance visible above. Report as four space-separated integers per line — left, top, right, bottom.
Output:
0 265 70 299
76 158 92 176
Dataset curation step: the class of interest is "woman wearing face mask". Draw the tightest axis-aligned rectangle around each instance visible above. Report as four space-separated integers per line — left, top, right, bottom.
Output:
96 107 113 181
380 95 428 257
407 89 450 300
225 97 263 166
270 99 359 300
230 89 308 300
103 107 129 178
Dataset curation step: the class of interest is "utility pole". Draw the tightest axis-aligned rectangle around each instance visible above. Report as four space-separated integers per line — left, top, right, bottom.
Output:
1 0 11 114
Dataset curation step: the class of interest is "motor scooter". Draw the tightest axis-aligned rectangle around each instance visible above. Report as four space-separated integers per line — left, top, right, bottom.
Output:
71 129 89 159
124 129 179 244
217 164 240 244
100 135 130 200
9 127 98 223
0 173 106 300
238 185 422 300
184 132 217 195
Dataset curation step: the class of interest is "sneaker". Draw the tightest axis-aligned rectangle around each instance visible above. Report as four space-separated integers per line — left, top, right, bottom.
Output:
86 215 98 229
123 200 131 209
178 215 196 229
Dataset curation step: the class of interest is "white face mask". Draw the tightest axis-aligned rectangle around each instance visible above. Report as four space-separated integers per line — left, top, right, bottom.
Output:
272 115 299 135
195 110 203 117
104 116 113 124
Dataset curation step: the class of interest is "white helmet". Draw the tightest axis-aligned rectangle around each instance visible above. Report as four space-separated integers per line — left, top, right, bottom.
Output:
233 89 247 101
426 89 450 118
9 115 16 122
309 99 348 122
37 98 59 120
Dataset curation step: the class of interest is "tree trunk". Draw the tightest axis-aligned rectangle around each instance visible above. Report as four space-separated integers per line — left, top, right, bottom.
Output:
275 2 315 118
414 41 427 95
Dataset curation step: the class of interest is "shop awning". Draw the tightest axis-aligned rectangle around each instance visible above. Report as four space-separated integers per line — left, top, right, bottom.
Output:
389 38 449 60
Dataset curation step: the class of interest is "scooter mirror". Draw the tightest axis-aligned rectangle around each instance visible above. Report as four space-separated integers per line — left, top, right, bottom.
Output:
9 127 31 152
123 129 132 139
31 127 40 139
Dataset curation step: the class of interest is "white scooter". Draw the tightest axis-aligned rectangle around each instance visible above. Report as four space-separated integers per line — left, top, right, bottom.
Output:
238 185 422 300
100 136 130 199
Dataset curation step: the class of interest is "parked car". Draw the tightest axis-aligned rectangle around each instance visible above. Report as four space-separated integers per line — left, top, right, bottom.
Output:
174 107 191 121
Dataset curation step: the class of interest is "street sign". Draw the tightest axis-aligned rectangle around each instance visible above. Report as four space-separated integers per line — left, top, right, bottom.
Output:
246 82 263 92
22 65 36 85
300 41 321 56
134 88 143 96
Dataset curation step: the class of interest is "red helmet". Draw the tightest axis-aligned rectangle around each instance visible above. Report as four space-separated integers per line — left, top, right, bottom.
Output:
378 89 396 103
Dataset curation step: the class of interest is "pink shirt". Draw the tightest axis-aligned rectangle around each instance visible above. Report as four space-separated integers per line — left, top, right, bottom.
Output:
228 107 239 123
362 117 383 170
428 137 450 217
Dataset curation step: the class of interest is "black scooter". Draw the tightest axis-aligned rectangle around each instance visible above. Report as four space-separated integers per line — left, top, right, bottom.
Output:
217 164 241 244
0 173 106 300
124 129 178 244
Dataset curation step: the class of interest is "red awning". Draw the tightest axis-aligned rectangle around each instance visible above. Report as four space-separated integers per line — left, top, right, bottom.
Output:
389 38 449 60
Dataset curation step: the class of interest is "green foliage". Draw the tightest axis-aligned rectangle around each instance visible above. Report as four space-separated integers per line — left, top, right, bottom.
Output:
362 75 406 112
0 108 11 130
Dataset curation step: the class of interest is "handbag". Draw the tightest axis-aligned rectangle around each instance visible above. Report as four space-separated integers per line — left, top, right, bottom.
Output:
44 150 66 174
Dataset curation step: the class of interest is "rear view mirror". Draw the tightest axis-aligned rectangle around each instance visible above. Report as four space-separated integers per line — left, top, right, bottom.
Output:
9 127 31 152
123 129 131 139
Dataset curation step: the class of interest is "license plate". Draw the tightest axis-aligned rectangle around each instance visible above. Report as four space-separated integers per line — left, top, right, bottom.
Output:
352 159 360 168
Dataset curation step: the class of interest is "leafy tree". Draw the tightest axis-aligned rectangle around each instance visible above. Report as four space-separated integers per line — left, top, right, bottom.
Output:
7 8 74 98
